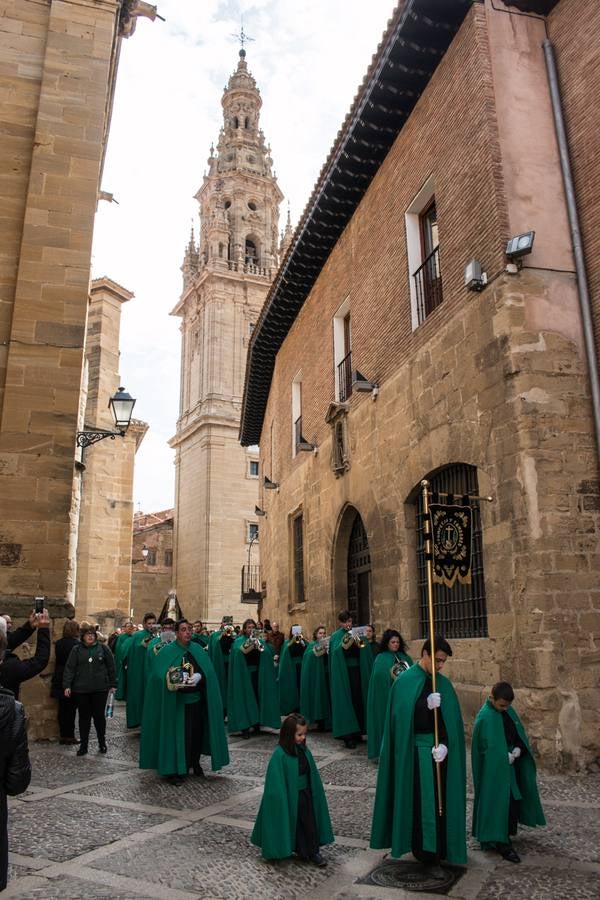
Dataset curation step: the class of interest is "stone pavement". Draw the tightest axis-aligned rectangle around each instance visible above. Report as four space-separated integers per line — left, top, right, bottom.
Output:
4 702 600 899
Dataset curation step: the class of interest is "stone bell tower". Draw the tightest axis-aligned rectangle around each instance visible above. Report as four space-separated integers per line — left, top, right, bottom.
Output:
170 49 283 623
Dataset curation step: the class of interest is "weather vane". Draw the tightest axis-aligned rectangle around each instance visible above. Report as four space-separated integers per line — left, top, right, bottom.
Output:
231 21 254 53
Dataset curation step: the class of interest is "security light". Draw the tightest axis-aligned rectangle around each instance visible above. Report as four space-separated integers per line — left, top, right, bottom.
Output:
464 259 487 292
505 231 535 260
352 370 378 393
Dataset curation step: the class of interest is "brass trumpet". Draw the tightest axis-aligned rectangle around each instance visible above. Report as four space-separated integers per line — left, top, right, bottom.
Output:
221 624 235 638
242 630 264 654
390 654 410 680
292 631 305 646
313 636 329 657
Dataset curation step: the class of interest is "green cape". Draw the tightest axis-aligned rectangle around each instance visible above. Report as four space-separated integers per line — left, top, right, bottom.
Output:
125 629 154 728
114 632 133 700
328 626 346 652
329 638 371 738
138 639 229 775
299 641 331 728
251 744 333 859
278 639 306 715
366 650 413 759
191 633 210 648
370 663 467 865
472 698 545 843
227 636 280 733
207 630 231 711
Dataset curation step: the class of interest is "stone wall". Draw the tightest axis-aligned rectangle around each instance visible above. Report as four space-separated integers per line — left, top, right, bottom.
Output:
131 517 174 617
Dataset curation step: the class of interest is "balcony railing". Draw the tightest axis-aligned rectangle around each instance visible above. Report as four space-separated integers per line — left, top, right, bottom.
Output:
241 564 261 604
294 415 302 452
414 245 443 325
337 350 353 402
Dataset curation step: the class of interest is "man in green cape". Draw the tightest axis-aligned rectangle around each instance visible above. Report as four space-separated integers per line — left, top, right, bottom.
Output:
125 612 156 728
328 608 353 652
251 713 333 862
113 621 135 700
472 681 545 863
300 626 331 730
366 629 412 759
139 618 228 784
207 620 235 714
143 618 176 682
227 618 280 737
329 622 371 749
370 636 467 868
278 626 307 715
191 619 210 648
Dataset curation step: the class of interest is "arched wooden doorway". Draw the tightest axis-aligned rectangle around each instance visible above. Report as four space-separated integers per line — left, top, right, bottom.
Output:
346 512 371 624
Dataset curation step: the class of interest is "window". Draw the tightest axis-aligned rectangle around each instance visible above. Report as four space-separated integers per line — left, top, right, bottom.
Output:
248 522 259 543
405 178 443 327
291 374 302 456
146 548 157 566
333 298 352 402
164 550 173 567
248 459 259 478
245 238 258 266
292 514 305 604
415 463 488 639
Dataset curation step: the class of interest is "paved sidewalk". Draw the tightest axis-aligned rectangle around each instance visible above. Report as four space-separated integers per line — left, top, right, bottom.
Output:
4 702 600 899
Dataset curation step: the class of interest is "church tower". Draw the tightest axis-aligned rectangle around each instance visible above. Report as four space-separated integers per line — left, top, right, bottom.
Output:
170 49 283 623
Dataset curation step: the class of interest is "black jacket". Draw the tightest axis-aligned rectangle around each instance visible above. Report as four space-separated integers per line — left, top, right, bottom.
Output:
6 621 34 652
50 636 80 698
0 627 50 700
0 687 31 890
63 641 116 694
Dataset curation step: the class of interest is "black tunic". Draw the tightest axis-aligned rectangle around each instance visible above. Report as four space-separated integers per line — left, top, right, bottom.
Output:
295 747 319 859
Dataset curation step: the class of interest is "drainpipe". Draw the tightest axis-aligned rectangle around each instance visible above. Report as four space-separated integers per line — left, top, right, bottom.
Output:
543 39 600 469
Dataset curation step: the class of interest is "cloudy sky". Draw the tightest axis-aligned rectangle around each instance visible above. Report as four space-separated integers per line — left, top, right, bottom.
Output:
91 0 396 513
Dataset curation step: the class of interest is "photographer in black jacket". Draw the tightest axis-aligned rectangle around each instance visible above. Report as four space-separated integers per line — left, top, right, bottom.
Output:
0 631 32 891
0 609 51 700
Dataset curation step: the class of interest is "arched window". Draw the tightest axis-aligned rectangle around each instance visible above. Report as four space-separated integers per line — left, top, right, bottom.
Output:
415 463 488 639
245 238 258 265
244 116 250 129
232 116 239 129
218 243 224 258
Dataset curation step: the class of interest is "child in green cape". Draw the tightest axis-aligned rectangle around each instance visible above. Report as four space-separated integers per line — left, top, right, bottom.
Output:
472 681 545 863
251 713 334 865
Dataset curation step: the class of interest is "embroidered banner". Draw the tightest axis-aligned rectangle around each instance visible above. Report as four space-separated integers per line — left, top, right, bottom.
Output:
429 504 473 588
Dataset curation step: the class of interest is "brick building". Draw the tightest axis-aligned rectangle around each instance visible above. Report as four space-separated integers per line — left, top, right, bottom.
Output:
240 0 600 769
130 508 174 618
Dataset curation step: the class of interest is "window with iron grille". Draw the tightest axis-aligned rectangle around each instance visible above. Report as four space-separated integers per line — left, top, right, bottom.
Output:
292 514 305 604
415 463 488 639
164 550 173 567
146 548 157 566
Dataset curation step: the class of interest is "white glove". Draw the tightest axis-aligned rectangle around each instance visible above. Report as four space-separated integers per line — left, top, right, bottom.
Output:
432 743 448 763
508 751 515 765
188 672 202 687
181 671 189 684
511 746 521 760
426 692 441 710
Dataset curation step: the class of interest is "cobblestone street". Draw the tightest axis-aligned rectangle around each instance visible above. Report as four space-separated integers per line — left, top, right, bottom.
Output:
4 702 600 899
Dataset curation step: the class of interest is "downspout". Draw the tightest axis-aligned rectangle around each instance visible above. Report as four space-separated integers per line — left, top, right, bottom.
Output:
543 39 600 467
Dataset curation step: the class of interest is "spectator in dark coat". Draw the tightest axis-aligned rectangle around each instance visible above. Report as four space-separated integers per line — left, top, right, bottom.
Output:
0 609 51 700
63 624 116 756
50 620 80 744
1 609 37 652
0 632 32 892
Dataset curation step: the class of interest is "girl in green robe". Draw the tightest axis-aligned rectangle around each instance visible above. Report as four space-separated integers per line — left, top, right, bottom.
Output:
300 626 331 730
366 629 412 759
251 713 333 864
472 681 545 863
278 625 307 715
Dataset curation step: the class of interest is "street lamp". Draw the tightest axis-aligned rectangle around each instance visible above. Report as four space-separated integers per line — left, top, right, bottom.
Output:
142 545 149 560
76 386 136 450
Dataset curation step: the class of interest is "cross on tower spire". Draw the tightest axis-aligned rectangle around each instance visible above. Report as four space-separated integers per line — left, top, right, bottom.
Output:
231 21 254 56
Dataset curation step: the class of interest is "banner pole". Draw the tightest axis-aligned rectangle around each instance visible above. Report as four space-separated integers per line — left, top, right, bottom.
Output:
421 478 443 817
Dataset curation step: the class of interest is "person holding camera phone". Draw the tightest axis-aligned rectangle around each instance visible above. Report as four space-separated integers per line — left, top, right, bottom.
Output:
63 624 116 755
0 602 51 700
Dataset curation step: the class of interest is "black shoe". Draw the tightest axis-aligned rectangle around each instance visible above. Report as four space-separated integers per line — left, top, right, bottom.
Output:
76 746 88 757
192 764 205 777
344 739 356 749
98 742 107 754
500 846 521 863
167 774 185 786
241 729 250 740
253 724 261 735
310 852 327 867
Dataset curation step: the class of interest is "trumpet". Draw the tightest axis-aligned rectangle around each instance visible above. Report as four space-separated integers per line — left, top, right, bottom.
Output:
342 627 367 650
242 630 264 654
221 624 235 638
390 654 410 680
313 637 329 657
292 631 305 646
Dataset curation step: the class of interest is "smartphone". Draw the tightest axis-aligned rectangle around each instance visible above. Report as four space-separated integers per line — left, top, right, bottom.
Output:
34 596 44 615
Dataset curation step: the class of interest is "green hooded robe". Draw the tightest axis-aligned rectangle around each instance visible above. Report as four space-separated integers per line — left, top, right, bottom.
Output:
114 631 134 700
191 632 210 649
328 626 346 652
227 635 280 733
251 744 334 859
299 641 331 728
139 639 229 775
125 629 154 728
472 698 545 845
208 629 232 710
329 637 372 738
370 663 467 865
278 639 306 715
366 649 413 759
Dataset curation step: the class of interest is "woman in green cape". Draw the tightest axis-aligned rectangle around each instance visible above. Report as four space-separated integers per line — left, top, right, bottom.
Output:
207 624 235 713
251 713 333 865
300 626 331 730
472 681 545 863
139 620 228 779
113 623 135 700
227 618 280 737
370 636 467 867
278 625 307 715
366 629 412 760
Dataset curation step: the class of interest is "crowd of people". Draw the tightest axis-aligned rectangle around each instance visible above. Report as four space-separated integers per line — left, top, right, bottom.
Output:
0 605 546 890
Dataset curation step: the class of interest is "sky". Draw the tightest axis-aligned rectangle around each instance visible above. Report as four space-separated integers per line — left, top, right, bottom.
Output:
91 0 396 514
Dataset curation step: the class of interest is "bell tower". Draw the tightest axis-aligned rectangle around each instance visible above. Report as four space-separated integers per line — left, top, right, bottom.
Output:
170 50 283 623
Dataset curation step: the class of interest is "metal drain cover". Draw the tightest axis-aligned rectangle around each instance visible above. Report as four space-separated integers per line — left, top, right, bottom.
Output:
358 860 464 894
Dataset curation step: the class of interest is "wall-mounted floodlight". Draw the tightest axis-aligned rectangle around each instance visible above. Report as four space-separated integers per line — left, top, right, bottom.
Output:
464 259 487 292
505 231 535 261
264 476 279 490
255 505 266 517
352 370 378 393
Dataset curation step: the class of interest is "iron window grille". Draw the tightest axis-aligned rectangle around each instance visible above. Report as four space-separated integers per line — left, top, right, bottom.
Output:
337 351 353 402
414 245 443 325
293 514 305 604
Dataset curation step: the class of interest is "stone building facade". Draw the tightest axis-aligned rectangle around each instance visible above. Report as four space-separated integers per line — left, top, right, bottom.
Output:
240 0 600 770
170 50 285 624
130 509 174 618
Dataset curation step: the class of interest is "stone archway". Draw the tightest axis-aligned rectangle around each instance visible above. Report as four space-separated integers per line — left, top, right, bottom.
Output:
332 505 372 625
